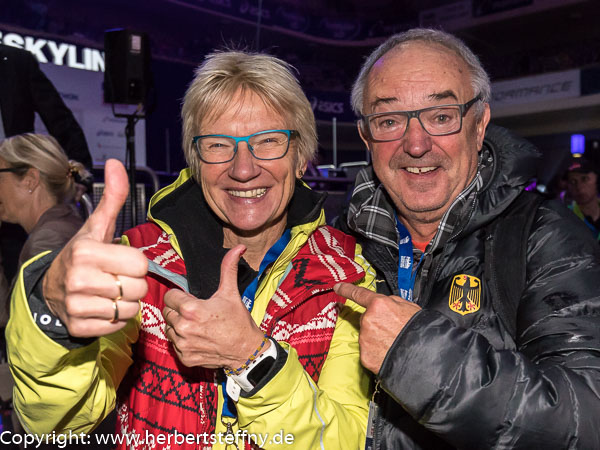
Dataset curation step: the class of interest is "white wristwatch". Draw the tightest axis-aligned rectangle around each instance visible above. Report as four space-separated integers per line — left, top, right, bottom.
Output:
226 338 278 401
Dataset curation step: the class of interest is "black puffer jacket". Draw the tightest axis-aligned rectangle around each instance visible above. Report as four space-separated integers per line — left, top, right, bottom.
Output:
342 125 600 449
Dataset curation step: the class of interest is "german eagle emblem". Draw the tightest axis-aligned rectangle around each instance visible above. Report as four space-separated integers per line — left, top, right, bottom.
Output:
449 274 481 316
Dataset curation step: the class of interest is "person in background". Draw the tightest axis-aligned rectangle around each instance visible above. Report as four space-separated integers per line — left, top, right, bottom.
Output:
0 133 89 444
565 158 600 241
0 43 93 295
0 133 88 323
0 44 92 168
7 50 374 449
335 28 600 449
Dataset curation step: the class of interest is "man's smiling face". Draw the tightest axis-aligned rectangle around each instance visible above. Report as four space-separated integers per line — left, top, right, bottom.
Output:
360 42 490 226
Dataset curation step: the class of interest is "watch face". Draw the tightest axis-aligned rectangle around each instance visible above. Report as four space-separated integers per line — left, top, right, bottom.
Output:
247 356 276 387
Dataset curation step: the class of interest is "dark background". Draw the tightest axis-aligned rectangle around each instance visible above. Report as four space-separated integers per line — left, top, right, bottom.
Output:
3 0 600 190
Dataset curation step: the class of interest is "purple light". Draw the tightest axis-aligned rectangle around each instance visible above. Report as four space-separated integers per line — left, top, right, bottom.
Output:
571 134 585 155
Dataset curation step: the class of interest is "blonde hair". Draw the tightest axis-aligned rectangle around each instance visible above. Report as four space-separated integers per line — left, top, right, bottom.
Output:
181 50 317 180
0 133 90 203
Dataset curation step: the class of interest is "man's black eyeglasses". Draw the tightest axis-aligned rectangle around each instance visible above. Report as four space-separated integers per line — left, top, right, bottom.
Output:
361 96 482 142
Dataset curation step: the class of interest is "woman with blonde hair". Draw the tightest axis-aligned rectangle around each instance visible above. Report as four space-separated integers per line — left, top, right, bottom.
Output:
0 133 89 319
8 51 374 449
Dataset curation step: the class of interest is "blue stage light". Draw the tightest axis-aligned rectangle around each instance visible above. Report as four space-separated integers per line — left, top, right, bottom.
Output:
571 134 585 156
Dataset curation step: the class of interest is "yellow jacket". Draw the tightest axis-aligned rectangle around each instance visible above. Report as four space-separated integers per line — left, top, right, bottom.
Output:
8 170 376 449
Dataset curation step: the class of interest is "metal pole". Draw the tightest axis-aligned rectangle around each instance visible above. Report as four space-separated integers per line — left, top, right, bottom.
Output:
332 117 337 168
126 117 137 228
165 128 171 174
255 0 263 50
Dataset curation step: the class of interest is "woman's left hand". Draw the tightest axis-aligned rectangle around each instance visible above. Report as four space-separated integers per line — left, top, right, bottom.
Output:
163 245 266 370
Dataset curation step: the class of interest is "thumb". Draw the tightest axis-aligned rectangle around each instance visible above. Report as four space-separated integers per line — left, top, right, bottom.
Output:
87 159 129 242
334 282 376 309
215 245 246 297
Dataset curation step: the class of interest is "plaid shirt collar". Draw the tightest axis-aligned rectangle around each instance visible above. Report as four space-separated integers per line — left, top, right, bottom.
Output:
347 149 491 253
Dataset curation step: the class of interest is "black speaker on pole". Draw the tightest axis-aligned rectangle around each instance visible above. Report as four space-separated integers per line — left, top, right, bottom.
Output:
104 29 151 104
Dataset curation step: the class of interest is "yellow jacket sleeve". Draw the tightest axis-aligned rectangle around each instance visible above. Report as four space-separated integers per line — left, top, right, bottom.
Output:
7 252 139 435
235 244 376 449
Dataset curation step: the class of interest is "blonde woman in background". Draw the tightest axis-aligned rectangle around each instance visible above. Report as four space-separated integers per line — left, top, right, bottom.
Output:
0 133 90 325
0 134 93 448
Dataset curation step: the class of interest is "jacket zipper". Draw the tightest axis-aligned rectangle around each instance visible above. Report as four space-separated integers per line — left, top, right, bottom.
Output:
372 379 382 450
422 194 479 305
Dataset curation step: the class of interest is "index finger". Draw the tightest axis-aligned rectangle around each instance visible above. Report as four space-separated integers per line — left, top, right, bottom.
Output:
333 282 379 309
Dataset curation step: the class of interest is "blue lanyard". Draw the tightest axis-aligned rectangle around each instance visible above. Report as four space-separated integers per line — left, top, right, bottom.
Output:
395 217 417 301
221 229 292 419
241 229 292 311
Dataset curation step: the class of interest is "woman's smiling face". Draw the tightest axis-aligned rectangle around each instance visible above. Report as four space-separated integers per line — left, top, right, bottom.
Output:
198 89 305 237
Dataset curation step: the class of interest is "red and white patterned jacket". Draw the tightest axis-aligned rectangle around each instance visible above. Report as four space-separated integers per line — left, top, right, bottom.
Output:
118 221 366 449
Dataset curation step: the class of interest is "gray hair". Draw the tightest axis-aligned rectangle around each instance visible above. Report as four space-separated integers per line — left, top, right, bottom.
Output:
181 50 317 180
0 133 89 203
351 28 491 119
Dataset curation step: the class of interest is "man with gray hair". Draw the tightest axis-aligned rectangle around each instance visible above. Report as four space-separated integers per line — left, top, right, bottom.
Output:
335 28 600 449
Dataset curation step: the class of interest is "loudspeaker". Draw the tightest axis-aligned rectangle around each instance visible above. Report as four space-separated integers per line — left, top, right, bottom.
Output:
104 29 151 104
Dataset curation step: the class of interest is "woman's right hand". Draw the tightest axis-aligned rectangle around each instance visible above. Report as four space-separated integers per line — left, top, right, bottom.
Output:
42 159 148 337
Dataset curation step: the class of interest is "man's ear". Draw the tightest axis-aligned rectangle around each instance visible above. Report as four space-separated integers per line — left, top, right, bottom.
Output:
357 120 372 154
476 103 491 152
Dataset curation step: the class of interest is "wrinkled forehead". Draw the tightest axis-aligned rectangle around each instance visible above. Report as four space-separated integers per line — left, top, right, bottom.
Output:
197 87 286 131
376 41 469 76
365 42 473 112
